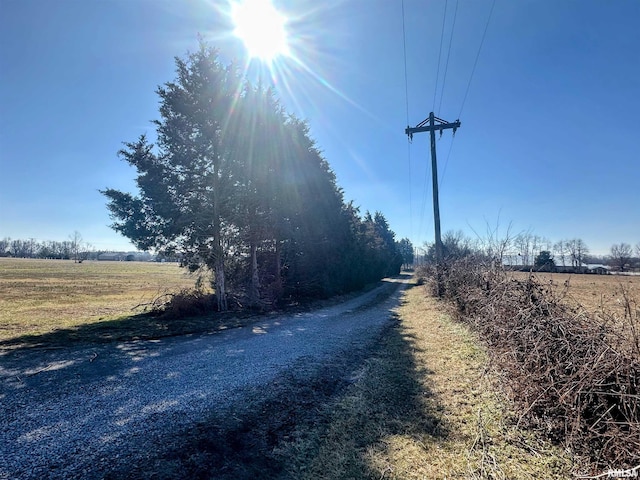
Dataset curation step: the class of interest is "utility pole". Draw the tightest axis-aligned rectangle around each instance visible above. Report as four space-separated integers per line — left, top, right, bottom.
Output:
406 112 460 295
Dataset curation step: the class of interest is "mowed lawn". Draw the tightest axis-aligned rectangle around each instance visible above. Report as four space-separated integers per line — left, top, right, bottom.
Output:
0 258 197 342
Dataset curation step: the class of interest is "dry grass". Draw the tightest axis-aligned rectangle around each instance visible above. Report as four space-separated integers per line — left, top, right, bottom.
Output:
511 271 639 314
0 257 196 342
0 258 393 351
278 283 573 479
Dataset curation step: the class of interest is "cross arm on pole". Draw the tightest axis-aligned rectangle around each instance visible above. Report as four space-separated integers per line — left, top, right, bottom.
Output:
402 111 461 296
405 119 460 141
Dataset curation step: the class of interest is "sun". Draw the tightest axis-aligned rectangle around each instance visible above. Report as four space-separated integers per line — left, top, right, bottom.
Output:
231 0 290 62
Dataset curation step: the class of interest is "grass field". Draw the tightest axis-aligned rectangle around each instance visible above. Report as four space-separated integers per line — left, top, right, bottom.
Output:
512 271 639 315
3 258 635 347
0 258 197 343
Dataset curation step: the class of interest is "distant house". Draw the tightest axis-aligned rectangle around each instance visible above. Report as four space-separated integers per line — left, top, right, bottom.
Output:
97 252 155 262
502 256 598 274
586 264 610 275
502 253 613 275
548 257 589 273
98 252 124 261
554 263 585 274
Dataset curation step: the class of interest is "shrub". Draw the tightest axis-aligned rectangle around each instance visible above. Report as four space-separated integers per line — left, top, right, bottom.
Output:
143 289 219 318
421 258 640 470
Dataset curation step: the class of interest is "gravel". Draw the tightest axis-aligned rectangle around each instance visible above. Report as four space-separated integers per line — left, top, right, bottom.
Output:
0 277 408 479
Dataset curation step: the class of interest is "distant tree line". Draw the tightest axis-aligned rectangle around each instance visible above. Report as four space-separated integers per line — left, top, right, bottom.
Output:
0 232 91 262
417 229 640 273
0 232 160 262
102 43 405 310
0 236 161 262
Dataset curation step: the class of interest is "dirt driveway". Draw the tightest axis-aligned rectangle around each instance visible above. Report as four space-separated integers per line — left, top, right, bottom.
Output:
0 277 409 479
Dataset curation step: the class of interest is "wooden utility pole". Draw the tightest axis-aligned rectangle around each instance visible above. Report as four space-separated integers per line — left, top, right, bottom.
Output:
406 112 460 295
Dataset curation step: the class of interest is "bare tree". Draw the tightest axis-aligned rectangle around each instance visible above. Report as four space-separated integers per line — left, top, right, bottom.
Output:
529 235 551 262
515 232 534 266
10 239 29 257
0 237 10 257
566 238 589 271
576 239 589 269
81 243 93 262
69 231 84 263
441 230 475 260
531 235 541 262
553 240 567 267
636 242 640 258
26 238 38 258
468 218 514 265
610 243 633 272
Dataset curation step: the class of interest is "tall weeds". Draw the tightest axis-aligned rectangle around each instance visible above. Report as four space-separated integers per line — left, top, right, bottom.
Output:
422 259 640 469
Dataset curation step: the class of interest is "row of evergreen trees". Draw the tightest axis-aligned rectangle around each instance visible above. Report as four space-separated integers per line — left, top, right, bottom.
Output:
102 44 404 310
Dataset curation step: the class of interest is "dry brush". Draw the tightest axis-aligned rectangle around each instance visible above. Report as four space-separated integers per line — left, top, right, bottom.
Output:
423 259 640 470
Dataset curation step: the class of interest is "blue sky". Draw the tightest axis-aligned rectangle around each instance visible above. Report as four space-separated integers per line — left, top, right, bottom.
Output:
1 0 638 255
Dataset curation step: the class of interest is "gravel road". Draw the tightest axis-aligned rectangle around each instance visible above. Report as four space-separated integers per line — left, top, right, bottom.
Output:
0 277 409 479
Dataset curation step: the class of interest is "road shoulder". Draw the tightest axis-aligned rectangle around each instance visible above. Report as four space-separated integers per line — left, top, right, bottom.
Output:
272 282 575 479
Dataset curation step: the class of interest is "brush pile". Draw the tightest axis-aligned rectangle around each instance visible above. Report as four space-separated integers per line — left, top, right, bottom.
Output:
425 258 640 469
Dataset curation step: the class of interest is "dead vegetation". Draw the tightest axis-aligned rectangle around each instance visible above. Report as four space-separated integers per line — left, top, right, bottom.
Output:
270 285 572 479
136 288 219 318
425 259 640 472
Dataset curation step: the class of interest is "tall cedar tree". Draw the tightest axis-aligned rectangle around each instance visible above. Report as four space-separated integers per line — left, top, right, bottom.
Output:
103 43 402 310
102 45 242 310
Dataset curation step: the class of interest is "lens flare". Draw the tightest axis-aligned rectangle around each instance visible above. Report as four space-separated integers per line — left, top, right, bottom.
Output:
231 0 290 62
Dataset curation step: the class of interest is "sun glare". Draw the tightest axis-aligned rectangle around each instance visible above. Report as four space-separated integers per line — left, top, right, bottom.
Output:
231 0 290 62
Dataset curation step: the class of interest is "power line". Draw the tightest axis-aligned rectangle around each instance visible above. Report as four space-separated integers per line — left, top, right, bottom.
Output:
432 0 448 112
401 0 410 126
439 1 492 201
406 140 414 239
418 147 432 243
435 0 459 192
404 1 493 248
439 135 456 189
401 0 413 239
437 0 459 115
458 0 496 118
421 0 447 247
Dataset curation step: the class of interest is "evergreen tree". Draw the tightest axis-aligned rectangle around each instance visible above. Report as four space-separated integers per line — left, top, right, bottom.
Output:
397 238 414 269
102 44 243 310
102 41 402 310
534 250 555 271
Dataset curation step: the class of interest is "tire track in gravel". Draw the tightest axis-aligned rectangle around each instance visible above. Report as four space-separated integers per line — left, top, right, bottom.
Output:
0 276 410 480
